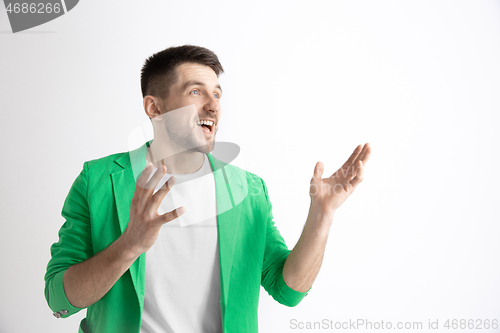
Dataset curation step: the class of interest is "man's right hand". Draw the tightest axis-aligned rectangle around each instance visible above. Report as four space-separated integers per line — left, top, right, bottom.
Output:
63 162 185 308
121 163 185 256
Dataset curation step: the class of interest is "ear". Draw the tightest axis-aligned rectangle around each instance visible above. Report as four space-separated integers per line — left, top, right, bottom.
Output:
143 95 162 119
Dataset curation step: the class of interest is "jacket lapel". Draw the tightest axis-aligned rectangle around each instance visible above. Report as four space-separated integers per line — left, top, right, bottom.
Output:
110 143 148 307
207 152 246 306
110 142 245 310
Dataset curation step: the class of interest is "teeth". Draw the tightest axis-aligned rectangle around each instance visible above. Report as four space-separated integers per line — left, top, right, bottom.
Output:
196 120 214 126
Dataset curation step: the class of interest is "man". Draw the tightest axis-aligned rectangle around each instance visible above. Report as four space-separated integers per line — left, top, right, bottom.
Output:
44 45 372 333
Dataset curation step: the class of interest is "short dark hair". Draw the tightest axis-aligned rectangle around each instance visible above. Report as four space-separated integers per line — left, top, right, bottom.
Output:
140 45 224 99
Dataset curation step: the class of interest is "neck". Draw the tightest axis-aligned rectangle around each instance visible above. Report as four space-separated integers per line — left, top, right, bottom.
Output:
147 140 204 174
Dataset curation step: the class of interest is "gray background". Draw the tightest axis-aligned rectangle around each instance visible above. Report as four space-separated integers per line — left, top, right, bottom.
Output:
1 1 499 332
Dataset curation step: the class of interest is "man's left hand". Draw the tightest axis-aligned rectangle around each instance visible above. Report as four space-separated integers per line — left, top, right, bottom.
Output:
309 143 372 216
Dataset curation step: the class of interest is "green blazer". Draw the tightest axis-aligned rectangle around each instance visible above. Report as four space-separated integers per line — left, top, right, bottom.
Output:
45 142 309 333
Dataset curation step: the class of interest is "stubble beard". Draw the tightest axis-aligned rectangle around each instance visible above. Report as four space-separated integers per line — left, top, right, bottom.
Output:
165 122 216 155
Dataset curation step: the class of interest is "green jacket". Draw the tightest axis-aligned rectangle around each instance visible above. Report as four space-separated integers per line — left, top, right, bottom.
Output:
44 142 309 333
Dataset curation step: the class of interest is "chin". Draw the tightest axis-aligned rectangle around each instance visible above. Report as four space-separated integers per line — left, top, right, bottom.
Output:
195 141 214 154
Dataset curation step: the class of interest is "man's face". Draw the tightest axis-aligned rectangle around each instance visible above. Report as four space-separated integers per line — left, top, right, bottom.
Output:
157 62 222 154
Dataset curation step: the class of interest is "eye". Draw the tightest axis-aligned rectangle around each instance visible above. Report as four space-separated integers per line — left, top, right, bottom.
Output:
213 93 220 99
190 89 200 95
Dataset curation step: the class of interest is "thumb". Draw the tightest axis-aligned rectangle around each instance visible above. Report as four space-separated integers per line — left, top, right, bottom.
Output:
313 161 324 180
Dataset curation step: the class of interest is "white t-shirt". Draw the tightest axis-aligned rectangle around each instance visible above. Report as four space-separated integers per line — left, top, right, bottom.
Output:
140 154 222 333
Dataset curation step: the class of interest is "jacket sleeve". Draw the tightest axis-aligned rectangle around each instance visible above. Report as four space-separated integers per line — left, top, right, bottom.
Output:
259 178 311 307
44 162 94 318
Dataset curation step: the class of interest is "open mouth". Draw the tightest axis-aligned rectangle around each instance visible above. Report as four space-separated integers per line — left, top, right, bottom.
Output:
196 120 214 135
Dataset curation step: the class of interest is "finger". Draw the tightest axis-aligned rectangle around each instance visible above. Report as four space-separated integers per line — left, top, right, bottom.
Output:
357 143 372 166
342 144 363 168
138 165 167 209
132 163 154 206
312 161 324 180
148 176 176 212
144 165 167 190
351 143 368 165
136 163 154 188
159 206 186 225
351 160 364 188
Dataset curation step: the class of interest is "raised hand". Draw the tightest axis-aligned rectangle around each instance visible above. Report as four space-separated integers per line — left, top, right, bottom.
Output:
309 143 372 215
121 163 186 255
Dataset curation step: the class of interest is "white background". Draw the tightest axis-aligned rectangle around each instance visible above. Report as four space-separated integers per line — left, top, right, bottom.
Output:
1 1 499 332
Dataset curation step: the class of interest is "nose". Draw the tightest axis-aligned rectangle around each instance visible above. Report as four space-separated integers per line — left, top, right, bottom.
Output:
203 95 221 114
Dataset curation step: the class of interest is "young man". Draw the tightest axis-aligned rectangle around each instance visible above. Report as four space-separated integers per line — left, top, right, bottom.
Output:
44 45 371 333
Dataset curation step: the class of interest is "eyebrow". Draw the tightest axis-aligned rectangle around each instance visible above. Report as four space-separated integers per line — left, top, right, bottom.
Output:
182 80 222 94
